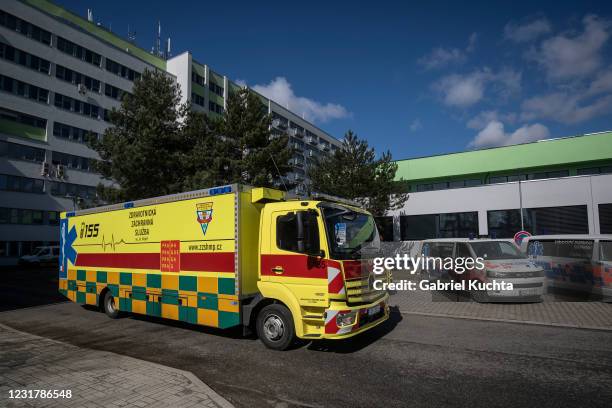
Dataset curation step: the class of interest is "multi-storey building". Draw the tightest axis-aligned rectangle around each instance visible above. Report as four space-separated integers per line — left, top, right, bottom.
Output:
165 51 341 193
381 131 612 242
0 0 341 265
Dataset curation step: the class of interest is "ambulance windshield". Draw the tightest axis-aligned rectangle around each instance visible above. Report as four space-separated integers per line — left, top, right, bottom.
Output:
320 204 380 260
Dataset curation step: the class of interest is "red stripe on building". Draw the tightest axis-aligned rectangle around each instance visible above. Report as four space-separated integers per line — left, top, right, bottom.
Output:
261 254 328 279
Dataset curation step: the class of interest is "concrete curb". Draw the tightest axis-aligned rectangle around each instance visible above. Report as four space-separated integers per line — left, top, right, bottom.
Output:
400 310 612 332
0 323 235 408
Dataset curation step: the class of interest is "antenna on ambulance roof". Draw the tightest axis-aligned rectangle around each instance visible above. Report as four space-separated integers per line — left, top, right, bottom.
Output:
268 153 289 193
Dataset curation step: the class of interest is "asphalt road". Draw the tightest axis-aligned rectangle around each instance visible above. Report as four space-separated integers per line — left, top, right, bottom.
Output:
1 268 612 408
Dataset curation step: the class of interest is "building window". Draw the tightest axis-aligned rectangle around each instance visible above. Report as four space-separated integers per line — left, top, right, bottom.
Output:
528 170 569 180
490 176 508 184
54 93 100 119
507 174 527 182
0 10 52 45
208 82 224 97
375 216 394 242
487 209 523 238
49 182 97 199
0 140 45 163
208 101 223 115
432 182 448 190
192 71 205 86
465 179 482 187
51 151 94 172
0 107 46 129
56 37 101 66
191 92 205 107
104 83 128 101
524 205 588 235
55 65 101 93
48 211 60 226
0 174 44 194
0 74 49 103
578 166 612 176
400 212 479 240
105 58 140 81
416 184 433 192
448 180 465 188
53 122 98 144
599 204 612 234
0 42 51 74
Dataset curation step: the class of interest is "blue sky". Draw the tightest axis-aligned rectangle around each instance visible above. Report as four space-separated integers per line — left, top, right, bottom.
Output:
57 0 612 160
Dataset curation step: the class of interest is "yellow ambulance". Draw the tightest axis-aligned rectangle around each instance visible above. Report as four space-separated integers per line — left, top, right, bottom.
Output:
59 184 390 350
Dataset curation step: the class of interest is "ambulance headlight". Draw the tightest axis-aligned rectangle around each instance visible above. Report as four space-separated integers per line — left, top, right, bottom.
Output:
336 311 357 327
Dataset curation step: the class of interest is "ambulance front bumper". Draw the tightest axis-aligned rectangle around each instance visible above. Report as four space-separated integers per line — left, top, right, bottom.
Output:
322 293 389 339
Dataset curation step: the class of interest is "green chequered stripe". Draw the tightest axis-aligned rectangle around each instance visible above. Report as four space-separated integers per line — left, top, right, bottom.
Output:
66 271 239 328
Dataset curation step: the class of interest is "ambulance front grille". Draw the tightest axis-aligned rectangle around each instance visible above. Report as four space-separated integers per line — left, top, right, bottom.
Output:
345 276 386 304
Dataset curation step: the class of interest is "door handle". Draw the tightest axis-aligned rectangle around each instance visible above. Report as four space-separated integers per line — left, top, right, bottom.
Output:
272 266 284 275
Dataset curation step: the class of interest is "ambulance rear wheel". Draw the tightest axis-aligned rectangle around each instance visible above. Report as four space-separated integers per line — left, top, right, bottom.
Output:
257 304 295 351
103 291 119 319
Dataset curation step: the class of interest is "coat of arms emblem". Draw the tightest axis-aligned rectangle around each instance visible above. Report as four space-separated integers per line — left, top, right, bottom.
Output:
196 202 213 236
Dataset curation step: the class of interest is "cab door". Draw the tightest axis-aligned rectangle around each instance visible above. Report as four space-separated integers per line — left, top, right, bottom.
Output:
260 209 329 307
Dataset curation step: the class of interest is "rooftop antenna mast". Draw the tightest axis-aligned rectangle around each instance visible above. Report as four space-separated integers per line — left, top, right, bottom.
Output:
127 24 136 43
156 20 161 57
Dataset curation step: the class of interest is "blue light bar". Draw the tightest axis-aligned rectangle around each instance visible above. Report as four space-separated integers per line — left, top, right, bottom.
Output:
209 186 232 195
124 202 134 209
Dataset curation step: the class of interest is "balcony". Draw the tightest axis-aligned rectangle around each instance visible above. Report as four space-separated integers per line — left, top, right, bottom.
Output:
272 119 287 130
307 136 318 145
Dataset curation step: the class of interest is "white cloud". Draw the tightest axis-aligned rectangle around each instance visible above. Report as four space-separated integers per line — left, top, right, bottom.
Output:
467 110 517 130
417 33 478 70
469 120 550 148
529 15 610 81
586 69 612 97
250 77 350 124
234 79 247 87
504 18 552 43
521 91 612 124
409 119 423 132
433 68 521 108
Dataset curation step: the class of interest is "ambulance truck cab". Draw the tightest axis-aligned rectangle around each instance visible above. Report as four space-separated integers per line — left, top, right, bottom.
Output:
59 184 389 350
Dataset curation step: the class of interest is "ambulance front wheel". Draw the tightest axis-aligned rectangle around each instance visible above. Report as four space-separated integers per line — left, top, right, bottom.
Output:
256 304 295 351
102 291 120 319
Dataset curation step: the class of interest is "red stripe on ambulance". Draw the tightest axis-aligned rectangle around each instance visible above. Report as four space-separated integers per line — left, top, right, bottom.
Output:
76 252 235 272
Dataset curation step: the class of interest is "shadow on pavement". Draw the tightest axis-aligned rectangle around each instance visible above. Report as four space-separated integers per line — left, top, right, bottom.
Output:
0 266 65 312
306 306 402 354
87 306 252 340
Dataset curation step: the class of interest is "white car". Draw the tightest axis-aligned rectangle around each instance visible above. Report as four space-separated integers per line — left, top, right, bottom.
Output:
520 235 612 301
18 246 60 267
422 238 545 302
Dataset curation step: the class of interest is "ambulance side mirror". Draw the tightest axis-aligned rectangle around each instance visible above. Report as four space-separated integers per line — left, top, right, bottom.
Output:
296 211 305 253
296 210 321 256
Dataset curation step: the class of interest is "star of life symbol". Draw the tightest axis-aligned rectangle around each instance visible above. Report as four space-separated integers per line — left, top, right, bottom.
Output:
196 202 213 236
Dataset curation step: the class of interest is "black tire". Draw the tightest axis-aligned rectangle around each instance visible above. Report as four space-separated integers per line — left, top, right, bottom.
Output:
256 304 295 351
102 290 120 319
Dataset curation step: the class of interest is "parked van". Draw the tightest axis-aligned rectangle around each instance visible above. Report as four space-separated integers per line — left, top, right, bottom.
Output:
422 239 545 302
520 235 612 301
19 246 60 266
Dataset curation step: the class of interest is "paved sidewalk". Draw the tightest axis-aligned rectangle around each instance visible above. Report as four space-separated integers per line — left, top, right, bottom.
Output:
0 324 234 408
390 285 612 330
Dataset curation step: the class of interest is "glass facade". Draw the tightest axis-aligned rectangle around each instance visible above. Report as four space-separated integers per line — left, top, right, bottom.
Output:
400 212 479 240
